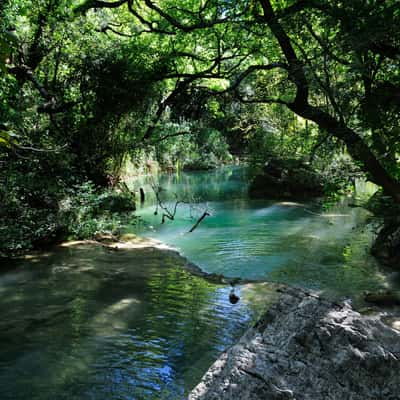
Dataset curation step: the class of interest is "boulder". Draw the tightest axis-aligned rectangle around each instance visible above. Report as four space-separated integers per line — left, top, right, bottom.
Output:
189 287 400 400
371 220 400 268
249 158 324 199
365 191 400 268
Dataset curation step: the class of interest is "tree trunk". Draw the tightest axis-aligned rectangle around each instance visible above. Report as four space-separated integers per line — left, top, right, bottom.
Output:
290 103 400 203
259 0 400 204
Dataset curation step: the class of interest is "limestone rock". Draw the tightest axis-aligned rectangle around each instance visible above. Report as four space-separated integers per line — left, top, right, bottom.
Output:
189 288 400 400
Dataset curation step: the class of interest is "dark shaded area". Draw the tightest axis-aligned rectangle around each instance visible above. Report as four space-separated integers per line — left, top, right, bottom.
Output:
249 158 324 199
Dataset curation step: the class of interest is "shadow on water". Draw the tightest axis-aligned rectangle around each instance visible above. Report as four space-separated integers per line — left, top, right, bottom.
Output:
1 166 399 399
0 243 277 400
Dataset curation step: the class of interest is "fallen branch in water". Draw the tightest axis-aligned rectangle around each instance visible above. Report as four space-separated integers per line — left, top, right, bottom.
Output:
150 178 185 223
149 177 211 229
188 210 210 233
161 200 183 223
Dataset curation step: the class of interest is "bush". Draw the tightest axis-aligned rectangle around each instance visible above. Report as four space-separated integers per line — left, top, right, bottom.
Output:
59 182 137 240
0 177 138 258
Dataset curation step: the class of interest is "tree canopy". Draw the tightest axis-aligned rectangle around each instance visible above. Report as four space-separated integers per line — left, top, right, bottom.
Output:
1 0 400 254
2 0 399 197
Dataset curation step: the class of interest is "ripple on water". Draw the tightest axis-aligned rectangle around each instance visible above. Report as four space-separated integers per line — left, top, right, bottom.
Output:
1 167 396 399
0 244 273 400
131 167 396 299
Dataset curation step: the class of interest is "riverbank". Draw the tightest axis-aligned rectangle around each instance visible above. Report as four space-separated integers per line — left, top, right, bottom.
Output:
89 236 400 399
2 234 280 399
189 286 400 400
53 238 400 399
4 233 400 399
58 234 278 287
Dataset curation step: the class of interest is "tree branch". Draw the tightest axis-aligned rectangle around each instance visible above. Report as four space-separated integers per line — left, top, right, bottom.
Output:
259 0 309 108
142 78 196 141
126 0 176 35
75 0 128 13
143 0 229 32
229 63 288 92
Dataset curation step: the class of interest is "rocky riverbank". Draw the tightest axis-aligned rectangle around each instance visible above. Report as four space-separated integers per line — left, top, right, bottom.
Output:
56 235 400 400
189 287 400 400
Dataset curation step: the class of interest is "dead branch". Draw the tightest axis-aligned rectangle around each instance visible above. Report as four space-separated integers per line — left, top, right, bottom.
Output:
188 210 210 233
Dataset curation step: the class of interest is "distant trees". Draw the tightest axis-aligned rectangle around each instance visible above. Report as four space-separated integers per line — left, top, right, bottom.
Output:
1 0 399 201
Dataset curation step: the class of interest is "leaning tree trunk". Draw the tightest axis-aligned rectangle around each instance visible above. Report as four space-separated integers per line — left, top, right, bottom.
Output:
259 0 400 204
291 104 400 203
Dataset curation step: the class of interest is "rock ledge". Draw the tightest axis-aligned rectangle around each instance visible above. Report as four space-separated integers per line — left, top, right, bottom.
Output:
189 288 400 400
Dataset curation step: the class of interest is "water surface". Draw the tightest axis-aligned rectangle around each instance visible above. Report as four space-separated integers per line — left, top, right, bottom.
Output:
129 166 396 299
0 243 275 399
1 166 397 400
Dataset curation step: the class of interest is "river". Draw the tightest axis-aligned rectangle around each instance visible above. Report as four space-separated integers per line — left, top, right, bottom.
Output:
130 166 394 299
0 166 396 399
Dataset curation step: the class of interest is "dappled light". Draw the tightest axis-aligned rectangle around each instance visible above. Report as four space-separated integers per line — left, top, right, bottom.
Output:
132 168 397 303
0 244 272 399
1 0 399 398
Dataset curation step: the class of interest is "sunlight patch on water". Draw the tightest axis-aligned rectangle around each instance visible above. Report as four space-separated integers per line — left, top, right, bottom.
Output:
0 242 272 400
0 168 395 400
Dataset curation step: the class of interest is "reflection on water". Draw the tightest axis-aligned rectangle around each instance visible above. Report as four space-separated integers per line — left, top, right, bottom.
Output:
129 166 398 300
1 166 398 399
0 244 276 400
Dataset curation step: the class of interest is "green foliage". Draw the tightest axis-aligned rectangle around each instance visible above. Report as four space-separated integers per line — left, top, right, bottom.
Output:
0 127 19 149
246 106 319 168
0 30 17 73
0 175 138 257
318 157 362 198
1 0 400 257
154 123 232 171
0 154 67 256
59 182 137 240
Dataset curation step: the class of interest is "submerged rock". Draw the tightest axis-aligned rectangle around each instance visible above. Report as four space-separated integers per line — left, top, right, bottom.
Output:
189 287 400 400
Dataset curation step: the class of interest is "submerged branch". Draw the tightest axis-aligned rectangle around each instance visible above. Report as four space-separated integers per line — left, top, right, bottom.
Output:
188 211 210 233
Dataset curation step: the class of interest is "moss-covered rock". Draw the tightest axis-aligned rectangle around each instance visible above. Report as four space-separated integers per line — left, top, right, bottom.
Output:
365 191 400 268
249 158 324 199
365 191 400 218
371 219 400 268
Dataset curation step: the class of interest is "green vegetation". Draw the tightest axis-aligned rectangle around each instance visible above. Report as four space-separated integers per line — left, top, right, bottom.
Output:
1 0 399 256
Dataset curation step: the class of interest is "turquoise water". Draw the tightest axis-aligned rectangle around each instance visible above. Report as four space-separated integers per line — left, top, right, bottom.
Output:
129 166 394 299
0 166 396 400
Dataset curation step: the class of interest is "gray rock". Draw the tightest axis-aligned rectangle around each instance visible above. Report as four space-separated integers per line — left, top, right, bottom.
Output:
188 288 400 400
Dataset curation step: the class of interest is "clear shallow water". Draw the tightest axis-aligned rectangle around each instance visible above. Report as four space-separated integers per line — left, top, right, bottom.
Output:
129 166 398 299
1 166 398 400
0 244 275 399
